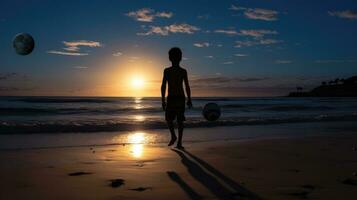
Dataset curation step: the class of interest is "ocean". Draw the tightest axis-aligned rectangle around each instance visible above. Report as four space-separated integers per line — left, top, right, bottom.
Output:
1 96 357 134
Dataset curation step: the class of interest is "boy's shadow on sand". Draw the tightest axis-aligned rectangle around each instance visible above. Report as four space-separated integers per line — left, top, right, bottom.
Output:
167 149 262 200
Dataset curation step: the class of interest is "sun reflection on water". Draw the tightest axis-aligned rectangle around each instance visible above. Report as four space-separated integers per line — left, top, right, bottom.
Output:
134 115 145 121
112 131 160 159
128 132 145 143
134 105 144 109
134 97 142 104
131 144 143 158
128 132 146 158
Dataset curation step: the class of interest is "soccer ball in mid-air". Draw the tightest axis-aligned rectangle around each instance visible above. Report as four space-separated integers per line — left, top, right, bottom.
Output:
202 103 221 121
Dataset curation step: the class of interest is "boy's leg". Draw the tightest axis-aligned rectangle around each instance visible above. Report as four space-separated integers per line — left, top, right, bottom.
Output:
176 110 185 149
167 120 177 146
166 110 177 146
177 121 184 148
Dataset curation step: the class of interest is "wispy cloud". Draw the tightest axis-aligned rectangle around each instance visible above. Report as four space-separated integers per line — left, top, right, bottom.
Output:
315 59 357 63
191 76 270 86
229 5 246 11
214 29 239 35
74 66 88 69
275 60 292 64
138 23 200 36
205 55 214 58
63 40 101 49
193 42 210 48
240 29 278 37
214 29 278 38
48 40 101 56
197 14 210 20
245 8 279 21
259 39 282 45
0 73 18 81
223 61 234 65
0 86 34 92
234 54 248 57
234 39 282 48
328 10 357 20
126 8 172 22
230 5 279 21
47 50 89 56
234 41 255 48
112 52 123 57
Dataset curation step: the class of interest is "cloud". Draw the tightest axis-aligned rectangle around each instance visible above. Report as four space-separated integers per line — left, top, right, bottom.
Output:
128 56 140 62
214 29 278 38
63 46 79 52
47 50 89 56
259 39 282 45
328 10 357 20
0 86 33 91
234 39 282 47
234 54 248 57
234 40 255 48
167 24 200 34
244 8 278 21
239 29 278 37
193 42 210 48
276 60 292 64
48 40 101 56
73 66 88 69
223 61 234 65
229 5 247 11
156 11 173 18
0 73 18 81
138 26 169 36
138 23 200 36
197 14 210 20
230 5 279 21
126 8 172 22
205 55 214 58
214 29 239 35
63 40 101 49
315 59 357 63
112 52 123 57
191 76 270 86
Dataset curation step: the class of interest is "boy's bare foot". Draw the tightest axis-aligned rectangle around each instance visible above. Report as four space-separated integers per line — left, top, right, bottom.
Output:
175 145 184 150
168 137 177 146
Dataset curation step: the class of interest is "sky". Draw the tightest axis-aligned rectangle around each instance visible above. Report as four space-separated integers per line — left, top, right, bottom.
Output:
0 0 357 97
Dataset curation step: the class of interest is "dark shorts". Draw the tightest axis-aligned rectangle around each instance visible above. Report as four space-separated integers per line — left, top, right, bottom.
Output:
165 96 186 122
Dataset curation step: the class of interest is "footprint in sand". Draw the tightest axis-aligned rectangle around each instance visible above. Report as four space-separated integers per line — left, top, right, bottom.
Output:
278 184 316 199
109 179 125 188
129 187 152 191
68 172 93 176
342 178 357 186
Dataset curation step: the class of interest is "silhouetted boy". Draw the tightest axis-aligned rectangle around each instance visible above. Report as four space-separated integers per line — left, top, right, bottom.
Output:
161 47 192 149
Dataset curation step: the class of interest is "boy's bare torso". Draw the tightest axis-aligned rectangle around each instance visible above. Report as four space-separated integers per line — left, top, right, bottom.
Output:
164 66 187 97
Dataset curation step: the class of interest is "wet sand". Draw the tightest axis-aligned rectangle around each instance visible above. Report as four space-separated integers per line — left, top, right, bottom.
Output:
0 130 357 199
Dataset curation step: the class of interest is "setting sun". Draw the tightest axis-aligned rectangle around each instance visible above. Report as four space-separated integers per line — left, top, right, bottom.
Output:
131 77 145 89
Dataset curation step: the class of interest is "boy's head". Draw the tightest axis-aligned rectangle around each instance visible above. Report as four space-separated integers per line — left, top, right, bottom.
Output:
168 47 182 64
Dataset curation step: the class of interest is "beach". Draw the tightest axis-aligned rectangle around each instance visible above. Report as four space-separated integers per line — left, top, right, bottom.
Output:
1 122 357 200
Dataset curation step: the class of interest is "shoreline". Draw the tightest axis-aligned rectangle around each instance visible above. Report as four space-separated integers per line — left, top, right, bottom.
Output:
1 130 357 199
1 121 357 150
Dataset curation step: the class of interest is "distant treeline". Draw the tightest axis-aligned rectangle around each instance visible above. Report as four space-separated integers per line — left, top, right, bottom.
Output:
288 76 357 97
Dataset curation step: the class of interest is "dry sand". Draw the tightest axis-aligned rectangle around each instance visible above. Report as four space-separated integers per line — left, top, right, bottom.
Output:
1 132 357 199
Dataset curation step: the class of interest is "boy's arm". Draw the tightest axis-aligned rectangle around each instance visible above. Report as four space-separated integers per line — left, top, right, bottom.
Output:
184 70 192 108
161 70 167 110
